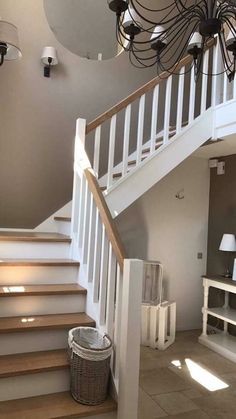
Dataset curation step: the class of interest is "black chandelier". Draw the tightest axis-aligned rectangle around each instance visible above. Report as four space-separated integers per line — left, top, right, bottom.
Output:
108 0 236 81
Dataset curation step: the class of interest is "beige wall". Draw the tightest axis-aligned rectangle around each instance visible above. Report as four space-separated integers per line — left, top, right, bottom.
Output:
0 0 155 228
116 157 210 331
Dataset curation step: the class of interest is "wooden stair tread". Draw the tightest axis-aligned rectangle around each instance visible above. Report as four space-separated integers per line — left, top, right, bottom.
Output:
0 232 71 243
0 392 116 418
0 349 68 378
0 259 80 267
0 313 95 333
54 217 71 222
0 284 86 297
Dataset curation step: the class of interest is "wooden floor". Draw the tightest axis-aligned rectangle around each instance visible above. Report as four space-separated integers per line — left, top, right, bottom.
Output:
0 313 95 333
0 392 117 419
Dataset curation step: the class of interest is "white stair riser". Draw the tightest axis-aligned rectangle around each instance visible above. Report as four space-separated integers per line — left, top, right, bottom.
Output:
0 242 70 259
0 295 86 317
0 330 70 355
0 266 78 285
56 221 71 236
0 369 70 401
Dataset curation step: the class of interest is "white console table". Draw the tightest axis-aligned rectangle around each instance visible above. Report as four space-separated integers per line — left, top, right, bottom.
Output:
199 276 236 363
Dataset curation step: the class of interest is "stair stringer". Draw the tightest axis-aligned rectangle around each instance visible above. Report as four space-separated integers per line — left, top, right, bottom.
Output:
105 108 213 218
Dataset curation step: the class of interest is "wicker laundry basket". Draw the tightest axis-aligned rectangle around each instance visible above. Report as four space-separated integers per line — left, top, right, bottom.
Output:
68 327 113 405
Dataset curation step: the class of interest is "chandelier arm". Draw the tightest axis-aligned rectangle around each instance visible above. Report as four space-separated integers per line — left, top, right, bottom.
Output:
129 46 158 68
132 0 176 13
160 31 198 67
158 20 200 63
174 0 206 20
128 0 200 27
116 13 196 47
222 16 236 36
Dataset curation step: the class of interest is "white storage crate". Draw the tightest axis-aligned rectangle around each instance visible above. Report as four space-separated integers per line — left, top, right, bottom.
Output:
141 262 176 350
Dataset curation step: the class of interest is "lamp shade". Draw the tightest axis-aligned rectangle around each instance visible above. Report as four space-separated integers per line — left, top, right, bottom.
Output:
219 234 236 252
0 20 21 60
123 7 142 29
226 26 236 51
188 31 203 49
150 25 168 45
41 47 58 65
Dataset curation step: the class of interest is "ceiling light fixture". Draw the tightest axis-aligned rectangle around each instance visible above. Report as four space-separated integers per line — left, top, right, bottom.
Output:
0 19 21 66
108 0 236 81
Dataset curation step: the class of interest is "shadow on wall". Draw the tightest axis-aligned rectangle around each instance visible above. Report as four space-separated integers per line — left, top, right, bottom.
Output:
116 200 148 261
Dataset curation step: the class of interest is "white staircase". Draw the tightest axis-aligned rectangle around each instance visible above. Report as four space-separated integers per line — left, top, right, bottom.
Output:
1 36 236 419
0 231 116 418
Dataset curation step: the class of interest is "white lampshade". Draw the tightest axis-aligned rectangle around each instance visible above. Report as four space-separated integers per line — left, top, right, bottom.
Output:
188 31 202 49
150 25 168 45
123 7 142 29
0 20 21 60
226 26 236 49
219 234 236 252
41 46 58 65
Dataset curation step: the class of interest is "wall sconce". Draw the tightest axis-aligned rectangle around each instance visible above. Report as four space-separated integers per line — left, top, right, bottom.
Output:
41 46 58 78
0 20 22 66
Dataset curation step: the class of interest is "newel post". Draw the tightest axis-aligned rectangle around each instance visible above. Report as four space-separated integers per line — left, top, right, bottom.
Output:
71 118 87 251
118 259 143 419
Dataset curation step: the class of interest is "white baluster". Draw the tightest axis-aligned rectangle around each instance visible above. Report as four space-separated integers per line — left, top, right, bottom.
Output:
114 264 122 380
81 183 90 264
71 172 80 236
78 174 86 249
107 115 117 189
106 244 117 337
223 71 228 103
99 226 109 326
87 194 96 282
163 75 172 143
201 49 209 114
150 85 159 154
176 67 185 134
93 125 101 177
212 38 223 106
122 105 131 176
92 209 103 302
188 65 196 123
136 94 146 164
234 74 236 100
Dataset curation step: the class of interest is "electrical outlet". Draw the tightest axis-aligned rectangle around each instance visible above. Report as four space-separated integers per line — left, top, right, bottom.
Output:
197 253 203 259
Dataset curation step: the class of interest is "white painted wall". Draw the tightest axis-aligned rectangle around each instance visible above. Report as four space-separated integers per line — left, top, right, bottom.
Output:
116 156 210 331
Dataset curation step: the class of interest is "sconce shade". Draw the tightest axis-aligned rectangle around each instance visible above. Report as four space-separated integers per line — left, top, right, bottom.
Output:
41 46 58 65
219 234 236 252
0 20 21 60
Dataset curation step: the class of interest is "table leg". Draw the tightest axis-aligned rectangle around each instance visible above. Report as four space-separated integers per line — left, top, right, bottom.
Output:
223 291 229 334
202 282 209 336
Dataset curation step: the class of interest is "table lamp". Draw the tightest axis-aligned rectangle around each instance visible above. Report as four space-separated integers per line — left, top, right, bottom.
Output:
219 233 236 278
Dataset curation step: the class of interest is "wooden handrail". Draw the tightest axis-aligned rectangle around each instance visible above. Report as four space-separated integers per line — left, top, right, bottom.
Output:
86 56 192 135
86 39 215 135
84 168 126 270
